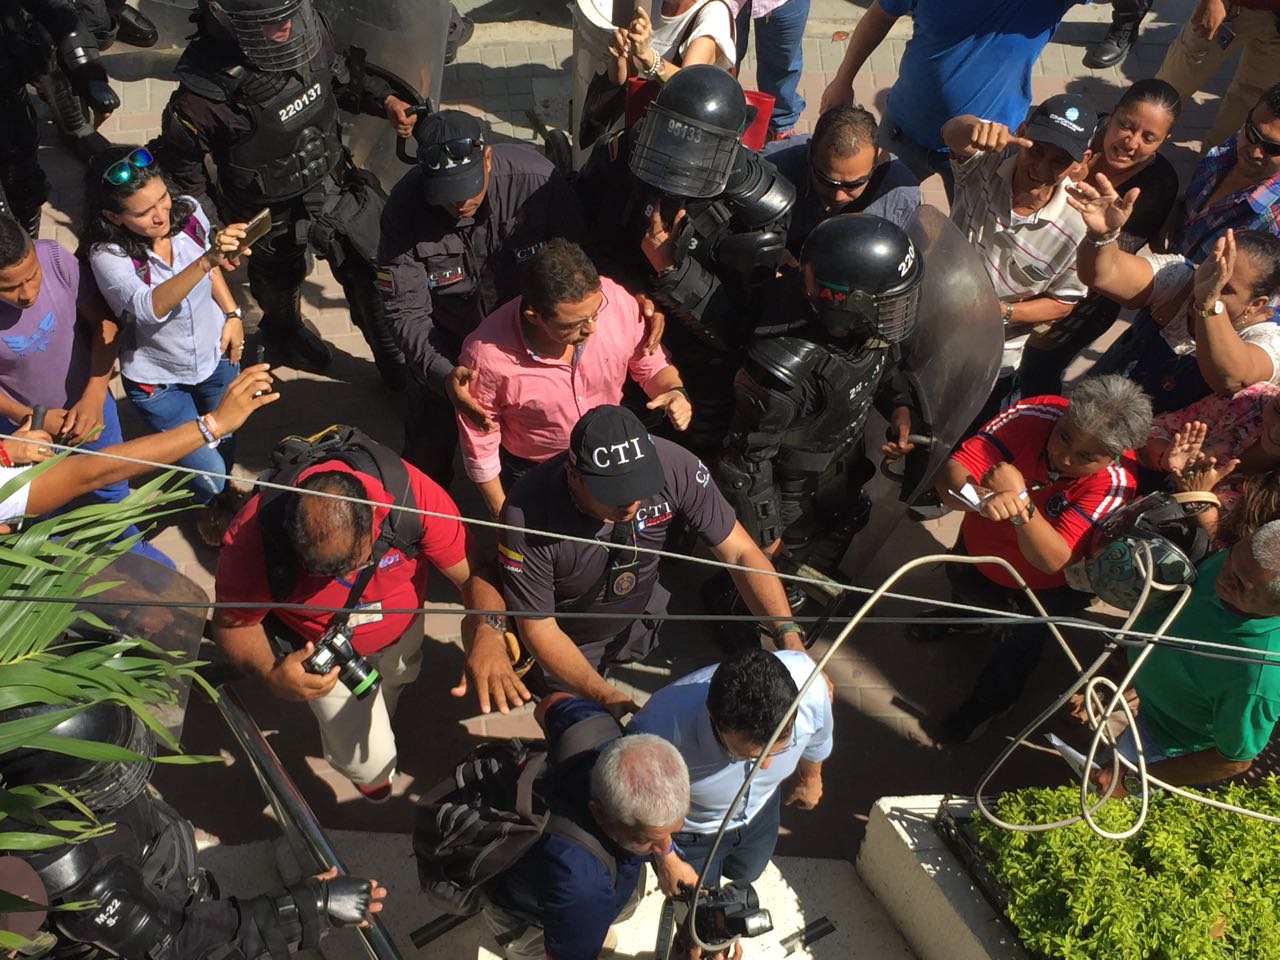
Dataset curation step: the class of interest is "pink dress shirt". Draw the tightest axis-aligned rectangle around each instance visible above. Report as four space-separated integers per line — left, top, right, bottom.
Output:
457 276 672 482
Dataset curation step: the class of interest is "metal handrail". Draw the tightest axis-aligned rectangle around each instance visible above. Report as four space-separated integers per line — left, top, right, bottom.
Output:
216 683 404 960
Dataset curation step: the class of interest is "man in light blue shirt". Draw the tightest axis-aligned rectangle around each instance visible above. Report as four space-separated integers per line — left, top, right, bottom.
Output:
629 649 832 893
818 0 1086 197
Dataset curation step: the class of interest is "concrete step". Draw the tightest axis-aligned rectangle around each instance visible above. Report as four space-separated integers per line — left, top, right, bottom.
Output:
198 829 915 958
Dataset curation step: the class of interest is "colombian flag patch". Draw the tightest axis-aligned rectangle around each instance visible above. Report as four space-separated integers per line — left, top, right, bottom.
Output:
498 542 524 574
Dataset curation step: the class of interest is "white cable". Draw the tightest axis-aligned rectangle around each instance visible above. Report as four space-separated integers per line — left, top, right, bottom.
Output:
7 431 1273 660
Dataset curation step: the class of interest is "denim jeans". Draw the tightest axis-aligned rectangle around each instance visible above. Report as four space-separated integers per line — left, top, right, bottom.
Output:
736 0 809 134
0 390 128 505
122 358 239 505
671 789 781 886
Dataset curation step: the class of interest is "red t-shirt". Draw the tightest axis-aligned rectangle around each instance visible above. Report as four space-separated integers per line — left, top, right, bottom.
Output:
951 396 1137 590
214 459 468 654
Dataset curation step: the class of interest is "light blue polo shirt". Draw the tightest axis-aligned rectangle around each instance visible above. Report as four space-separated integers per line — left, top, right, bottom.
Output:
629 651 833 833
880 0 1084 152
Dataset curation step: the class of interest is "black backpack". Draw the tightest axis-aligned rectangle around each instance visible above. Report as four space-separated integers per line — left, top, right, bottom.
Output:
413 711 624 916
256 425 424 601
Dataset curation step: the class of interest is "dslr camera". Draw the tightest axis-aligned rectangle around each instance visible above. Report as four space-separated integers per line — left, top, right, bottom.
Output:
302 621 381 700
664 883 772 957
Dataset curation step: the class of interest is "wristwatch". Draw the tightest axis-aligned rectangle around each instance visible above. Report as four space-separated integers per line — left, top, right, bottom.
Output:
224 307 243 319
1122 772 1143 796
1195 299 1225 319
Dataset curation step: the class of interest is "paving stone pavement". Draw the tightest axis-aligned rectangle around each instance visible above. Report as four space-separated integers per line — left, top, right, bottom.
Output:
29 0 1236 858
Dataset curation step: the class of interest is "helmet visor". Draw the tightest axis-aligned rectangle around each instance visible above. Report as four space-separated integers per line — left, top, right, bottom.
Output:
223 0 321 71
629 103 741 199
807 280 921 344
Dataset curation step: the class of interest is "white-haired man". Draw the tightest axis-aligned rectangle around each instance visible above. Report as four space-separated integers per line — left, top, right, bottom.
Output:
483 693 690 960
1095 520 1280 797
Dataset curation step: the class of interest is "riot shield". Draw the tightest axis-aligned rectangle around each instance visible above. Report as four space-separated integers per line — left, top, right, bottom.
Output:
79 551 211 740
842 204 1002 578
317 0 450 191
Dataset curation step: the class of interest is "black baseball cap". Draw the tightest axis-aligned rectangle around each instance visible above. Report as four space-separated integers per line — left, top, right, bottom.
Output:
414 109 488 205
568 405 666 506
1023 94 1097 161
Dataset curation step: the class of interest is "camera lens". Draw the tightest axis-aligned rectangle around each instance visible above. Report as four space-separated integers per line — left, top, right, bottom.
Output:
340 657 381 700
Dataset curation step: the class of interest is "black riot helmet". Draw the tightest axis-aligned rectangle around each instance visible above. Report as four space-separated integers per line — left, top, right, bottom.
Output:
800 213 924 343
205 0 321 71
629 65 748 199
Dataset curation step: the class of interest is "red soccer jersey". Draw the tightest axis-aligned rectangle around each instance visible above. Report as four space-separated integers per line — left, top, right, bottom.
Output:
215 459 469 654
951 395 1137 590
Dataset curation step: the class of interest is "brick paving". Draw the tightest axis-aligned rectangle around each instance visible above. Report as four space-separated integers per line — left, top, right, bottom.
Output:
29 0 1240 856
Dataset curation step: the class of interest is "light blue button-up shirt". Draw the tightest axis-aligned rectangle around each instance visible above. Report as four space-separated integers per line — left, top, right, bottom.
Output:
630 650 833 833
89 200 224 386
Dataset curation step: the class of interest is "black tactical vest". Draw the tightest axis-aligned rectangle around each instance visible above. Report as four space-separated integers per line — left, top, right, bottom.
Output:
221 62 344 205
778 340 888 474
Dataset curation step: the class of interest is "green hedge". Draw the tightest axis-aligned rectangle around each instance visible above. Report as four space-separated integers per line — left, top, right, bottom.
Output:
974 781 1280 959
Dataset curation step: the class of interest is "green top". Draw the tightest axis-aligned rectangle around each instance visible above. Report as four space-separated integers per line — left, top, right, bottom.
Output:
1130 551 1280 761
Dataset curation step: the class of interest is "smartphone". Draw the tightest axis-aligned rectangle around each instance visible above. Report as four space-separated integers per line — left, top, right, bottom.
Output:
611 0 633 27
1213 22 1236 49
252 345 272 398
235 208 273 255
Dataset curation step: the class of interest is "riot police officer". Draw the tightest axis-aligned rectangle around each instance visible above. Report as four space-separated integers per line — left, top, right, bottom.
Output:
718 214 923 561
576 65 795 450
0 0 118 236
151 0 414 381
7 700 386 959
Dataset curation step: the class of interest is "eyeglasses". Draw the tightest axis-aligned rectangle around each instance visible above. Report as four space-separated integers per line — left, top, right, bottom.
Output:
709 717 796 762
420 135 484 171
1243 120 1280 157
102 147 156 186
551 291 609 335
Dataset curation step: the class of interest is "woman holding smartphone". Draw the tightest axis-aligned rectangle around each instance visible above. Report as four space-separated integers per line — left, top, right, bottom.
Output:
86 144 255 545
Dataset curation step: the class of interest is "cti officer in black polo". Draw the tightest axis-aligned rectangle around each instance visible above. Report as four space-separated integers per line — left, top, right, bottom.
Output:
498 404 806 717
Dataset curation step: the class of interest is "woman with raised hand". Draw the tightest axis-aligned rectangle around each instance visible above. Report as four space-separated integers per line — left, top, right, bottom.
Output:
85 144 254 546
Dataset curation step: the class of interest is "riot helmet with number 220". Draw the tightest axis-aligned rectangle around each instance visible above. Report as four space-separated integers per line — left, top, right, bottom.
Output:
800 213 924 343
629 65 748 199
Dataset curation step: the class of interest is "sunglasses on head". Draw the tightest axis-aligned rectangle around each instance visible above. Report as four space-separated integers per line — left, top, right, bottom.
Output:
1244 120 1280 157
420 136 483 171
102 147 156 186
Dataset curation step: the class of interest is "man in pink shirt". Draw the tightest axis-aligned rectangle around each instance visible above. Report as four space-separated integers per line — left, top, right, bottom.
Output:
457 239 691 517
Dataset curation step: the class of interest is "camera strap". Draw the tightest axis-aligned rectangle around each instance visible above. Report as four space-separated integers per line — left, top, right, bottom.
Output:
328 542 387 631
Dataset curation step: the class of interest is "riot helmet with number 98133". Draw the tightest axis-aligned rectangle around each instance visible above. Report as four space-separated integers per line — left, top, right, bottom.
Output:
629 65 748 199
800 213 924 343
206 0 322 71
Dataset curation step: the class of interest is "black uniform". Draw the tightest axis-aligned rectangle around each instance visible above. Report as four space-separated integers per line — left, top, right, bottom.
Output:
376 143 587 488
577 124 794 452
0 0 116 235
151 11 403 378
11 701 375 960
719 215 924 559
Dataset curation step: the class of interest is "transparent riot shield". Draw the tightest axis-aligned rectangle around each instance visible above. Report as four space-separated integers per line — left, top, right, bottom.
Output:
843 204 1002 578
317 0 450 191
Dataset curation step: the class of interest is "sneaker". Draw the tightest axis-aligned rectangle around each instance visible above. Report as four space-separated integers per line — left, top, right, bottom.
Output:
354 773 395 803
264 326 333 373
940 698 1013 744
1082 23 1136 68
445 10 475 63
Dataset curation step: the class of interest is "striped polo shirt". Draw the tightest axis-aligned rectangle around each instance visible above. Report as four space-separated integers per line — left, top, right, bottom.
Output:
949 147 1089 373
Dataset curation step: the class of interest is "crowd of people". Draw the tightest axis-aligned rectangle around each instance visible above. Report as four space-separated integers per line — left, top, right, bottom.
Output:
5 0 1280 958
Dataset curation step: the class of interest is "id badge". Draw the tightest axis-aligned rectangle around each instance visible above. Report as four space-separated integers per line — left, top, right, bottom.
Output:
605 559 642 601
348 601 384 627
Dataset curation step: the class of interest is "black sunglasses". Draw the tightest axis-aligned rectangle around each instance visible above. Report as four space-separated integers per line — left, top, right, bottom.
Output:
1244 120 1280 157
810 158 877 192
103 147 156 186
420 135 484 171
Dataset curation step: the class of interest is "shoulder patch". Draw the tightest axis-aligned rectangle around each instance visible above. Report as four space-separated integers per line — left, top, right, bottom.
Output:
374 268 396 296
498 542 524 574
